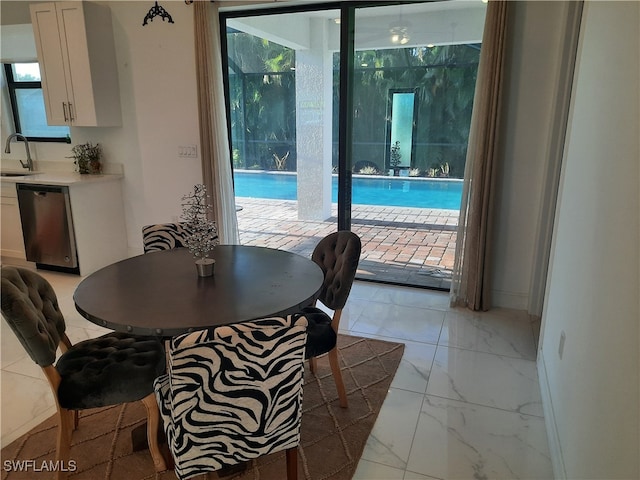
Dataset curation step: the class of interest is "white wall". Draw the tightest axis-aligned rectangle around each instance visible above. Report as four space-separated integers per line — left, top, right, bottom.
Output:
1 1 203 254
490 1 574 310
539 2 640 478
86 0 202 251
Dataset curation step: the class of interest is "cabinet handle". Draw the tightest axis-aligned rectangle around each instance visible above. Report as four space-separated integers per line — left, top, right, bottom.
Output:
68 103 75 122
62 102 69 122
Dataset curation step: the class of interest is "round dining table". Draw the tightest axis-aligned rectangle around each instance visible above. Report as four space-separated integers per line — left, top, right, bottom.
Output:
73 245 324 337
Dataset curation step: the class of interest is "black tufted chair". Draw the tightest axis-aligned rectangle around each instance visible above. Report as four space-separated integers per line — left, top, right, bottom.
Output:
0 266 168 478
302 231 361 408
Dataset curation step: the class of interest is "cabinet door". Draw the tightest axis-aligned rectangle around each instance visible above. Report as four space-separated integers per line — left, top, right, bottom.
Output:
30 2 69 126
1 184 26 259
30 1 119 127
56 2 97 126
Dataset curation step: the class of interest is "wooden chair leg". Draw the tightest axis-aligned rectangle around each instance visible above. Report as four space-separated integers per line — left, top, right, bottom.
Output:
55 408 74 480
309 356 318 374
327 347 348 408
141 393 167 472
286 447 298 480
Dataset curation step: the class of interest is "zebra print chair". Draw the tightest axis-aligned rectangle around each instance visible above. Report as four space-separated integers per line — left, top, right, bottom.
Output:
142 222 193 253
302 231 361 408
154 315 308 480
142 222 213 253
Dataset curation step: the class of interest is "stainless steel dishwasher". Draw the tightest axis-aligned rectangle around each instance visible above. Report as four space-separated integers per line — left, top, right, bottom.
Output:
16 184 79 273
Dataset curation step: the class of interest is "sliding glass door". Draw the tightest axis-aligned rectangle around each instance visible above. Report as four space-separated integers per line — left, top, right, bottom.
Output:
221 1 486 289
349 3 484 288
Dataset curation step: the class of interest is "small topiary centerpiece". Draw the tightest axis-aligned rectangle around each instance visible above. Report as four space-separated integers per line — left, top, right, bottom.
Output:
69 142 102 174
181 184 219 276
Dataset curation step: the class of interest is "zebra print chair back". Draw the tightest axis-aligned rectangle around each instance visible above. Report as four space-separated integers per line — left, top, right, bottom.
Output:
142 222 196 253
154 315 308 480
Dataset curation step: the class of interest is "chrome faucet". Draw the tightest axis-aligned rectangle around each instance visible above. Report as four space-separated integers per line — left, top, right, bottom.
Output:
4 133 34 171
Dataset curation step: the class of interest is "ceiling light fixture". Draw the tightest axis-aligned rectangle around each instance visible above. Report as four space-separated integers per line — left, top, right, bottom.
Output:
389 21 411 45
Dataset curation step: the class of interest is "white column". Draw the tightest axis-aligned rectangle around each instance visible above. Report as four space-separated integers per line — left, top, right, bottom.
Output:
295 18 332 221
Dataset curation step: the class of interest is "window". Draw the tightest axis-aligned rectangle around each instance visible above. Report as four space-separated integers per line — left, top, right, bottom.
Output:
3 63 70 142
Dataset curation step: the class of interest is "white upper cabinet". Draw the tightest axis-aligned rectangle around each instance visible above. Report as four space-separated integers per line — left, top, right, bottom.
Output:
30 2 121 127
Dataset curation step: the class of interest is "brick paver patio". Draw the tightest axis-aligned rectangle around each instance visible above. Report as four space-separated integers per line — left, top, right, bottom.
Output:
236 198 458 290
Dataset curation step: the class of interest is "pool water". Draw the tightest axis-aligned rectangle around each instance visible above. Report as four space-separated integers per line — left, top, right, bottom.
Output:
233 171 462 210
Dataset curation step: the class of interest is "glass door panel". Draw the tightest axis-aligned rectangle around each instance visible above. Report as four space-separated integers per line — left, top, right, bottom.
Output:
350 2 485 288
225 9 340 257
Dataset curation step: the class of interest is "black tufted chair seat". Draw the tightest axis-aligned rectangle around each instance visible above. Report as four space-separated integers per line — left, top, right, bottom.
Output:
56 332 166 410
0 266 168 479
304 231 361 408
302 307 337 359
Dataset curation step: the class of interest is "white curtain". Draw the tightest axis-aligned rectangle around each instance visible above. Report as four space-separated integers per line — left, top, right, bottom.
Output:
450 1 509 311
193 0 239 245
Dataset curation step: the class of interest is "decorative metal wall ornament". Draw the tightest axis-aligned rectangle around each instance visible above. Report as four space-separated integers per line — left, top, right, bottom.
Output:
142 1 174 26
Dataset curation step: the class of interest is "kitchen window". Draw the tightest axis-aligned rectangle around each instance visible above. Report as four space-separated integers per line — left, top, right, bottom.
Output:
3 62 70 142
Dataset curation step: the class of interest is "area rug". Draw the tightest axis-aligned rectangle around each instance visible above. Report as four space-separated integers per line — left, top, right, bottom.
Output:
1 334 404 480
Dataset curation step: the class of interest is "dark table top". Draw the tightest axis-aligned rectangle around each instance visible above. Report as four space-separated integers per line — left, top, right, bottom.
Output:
73 246 324 337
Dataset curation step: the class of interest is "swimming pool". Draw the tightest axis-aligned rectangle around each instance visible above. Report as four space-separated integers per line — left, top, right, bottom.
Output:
233 171 462 210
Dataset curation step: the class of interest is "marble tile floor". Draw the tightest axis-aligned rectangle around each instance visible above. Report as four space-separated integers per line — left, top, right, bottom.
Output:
0 269 552 479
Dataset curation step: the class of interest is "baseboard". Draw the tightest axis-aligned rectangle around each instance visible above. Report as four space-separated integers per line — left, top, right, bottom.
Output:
0 255 31 268
491 289 529 310
537 350 566 479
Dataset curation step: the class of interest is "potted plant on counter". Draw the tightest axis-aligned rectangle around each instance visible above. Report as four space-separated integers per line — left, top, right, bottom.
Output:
181 184 219 277
69 142 102 174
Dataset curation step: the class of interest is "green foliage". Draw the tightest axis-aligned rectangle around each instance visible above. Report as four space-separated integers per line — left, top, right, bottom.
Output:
226 29 479 179
272 151 289 170
346 44 480 178
228 32 296 170
390 141 402 168
68 142 102 174
358 166 379 175
232 148 242 169
426 162 450 178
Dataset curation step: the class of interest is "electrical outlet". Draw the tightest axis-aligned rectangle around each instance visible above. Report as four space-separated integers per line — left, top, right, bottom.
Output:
178 145 197 158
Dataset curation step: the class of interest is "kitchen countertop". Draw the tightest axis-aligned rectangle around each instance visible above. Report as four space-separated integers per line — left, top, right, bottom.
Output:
0 171 123 186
